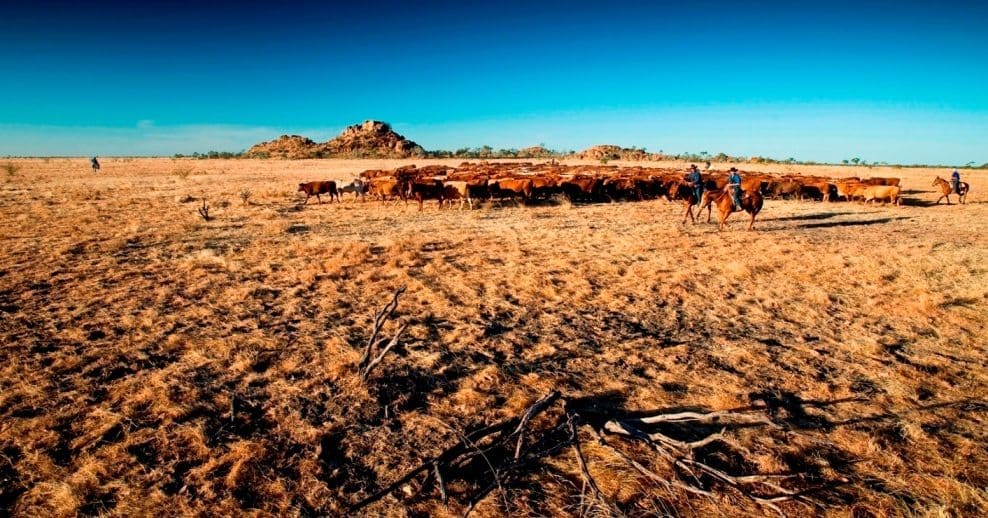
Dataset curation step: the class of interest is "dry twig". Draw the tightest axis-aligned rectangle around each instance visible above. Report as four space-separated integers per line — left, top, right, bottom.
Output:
358 286 407 380
197 199 211 221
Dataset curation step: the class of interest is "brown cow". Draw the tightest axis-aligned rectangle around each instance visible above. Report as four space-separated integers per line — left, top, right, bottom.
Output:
408 178 445 210
798 180 836 202
835 180 863 201
367 176 404 201
441 180 473 210
298 181 339 204
770 180 802 199
845 183 871 203
489 178 533 203
861 185 901 205
559 176 602 203
529 175 560 200
863 177 900 186
602 176 640 201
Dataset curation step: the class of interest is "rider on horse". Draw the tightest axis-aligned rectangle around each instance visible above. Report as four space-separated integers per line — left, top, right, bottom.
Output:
686 164 703 203
951 169 961 195
91 157 100 173
727 167 742 211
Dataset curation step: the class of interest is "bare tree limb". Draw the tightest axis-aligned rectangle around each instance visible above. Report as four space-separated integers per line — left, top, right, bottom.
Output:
359 285 406 370
360 323 407 381
513 391 561 459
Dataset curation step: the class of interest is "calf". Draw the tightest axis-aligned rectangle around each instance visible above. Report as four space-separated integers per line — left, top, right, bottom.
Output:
338 179 368 200
298 181 339 204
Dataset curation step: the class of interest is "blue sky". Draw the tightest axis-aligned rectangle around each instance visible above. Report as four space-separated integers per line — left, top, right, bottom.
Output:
2 0 986 164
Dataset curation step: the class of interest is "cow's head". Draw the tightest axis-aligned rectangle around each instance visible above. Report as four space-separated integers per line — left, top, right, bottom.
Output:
297 183 306 192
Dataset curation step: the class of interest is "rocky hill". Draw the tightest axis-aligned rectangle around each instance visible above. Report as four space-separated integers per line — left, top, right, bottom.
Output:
576 144 657 161
322 120 423 158
244 135 318 159
245 120 424 159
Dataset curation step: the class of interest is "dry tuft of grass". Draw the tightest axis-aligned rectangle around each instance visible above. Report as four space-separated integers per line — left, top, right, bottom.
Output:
0 157 986 516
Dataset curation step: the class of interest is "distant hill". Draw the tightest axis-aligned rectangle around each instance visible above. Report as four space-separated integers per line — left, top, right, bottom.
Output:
245 120 424 159
244 135 318 159
576 144 656 161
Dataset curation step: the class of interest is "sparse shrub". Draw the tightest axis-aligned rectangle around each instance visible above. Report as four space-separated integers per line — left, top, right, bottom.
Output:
197 199 211 221
599 158 609 165
239 188 252 205
3 162 20 177
174 166 193 179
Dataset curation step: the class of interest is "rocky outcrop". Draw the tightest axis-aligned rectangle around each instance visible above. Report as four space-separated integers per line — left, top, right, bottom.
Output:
245 120 424 159
244 135 318 159
576 145 655 161
321 120 423 158
516 146 556 158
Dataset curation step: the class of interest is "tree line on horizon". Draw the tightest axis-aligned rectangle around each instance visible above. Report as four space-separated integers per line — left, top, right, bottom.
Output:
169 148 988 169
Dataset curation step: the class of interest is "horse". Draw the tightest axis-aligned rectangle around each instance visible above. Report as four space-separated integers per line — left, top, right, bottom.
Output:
699 188 764 230
932 176 969 205
669 182 703 224
91 157 100 173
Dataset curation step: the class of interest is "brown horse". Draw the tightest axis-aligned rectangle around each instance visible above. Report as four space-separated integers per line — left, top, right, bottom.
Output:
670 182 703 224
933 176 969 205
699 188 764 230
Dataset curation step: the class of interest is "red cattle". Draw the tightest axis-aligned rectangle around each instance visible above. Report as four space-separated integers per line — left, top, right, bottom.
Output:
298 181 339 204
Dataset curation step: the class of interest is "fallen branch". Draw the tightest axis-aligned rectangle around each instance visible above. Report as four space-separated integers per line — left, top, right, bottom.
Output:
349 391 562 514
357 285 407 380
360 323 407 381
602 417 822 513
569 415 623 517
351 393 835 514
514 391 562 459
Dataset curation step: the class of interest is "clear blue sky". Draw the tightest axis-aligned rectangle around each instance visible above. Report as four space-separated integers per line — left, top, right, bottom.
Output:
2 0 986 164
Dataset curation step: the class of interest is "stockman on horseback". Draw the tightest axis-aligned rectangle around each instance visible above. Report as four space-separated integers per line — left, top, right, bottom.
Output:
951 169 961 194
727 167 742 211
686 164 703 203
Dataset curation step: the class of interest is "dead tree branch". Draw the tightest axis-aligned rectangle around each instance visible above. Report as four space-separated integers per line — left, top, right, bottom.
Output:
357 285 407 380
349 391 562 514
360 323 407 381
351 392 834 515
359 286 406 369
197 199 211 221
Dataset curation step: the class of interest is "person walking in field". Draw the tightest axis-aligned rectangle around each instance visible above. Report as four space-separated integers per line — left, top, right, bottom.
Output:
686 164 703 204
91 156 100 173
727 167 742 211
951 169 961 194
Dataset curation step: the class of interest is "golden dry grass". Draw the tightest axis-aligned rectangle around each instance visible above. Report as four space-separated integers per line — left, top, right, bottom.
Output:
1 157 986 517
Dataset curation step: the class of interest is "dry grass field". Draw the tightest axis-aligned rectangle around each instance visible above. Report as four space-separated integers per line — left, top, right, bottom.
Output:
1 157 986 517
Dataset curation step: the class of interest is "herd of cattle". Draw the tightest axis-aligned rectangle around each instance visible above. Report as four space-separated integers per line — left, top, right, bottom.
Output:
299 161 903 209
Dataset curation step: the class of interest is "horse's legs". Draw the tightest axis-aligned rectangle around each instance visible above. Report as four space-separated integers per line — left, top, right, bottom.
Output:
682 201 694 224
